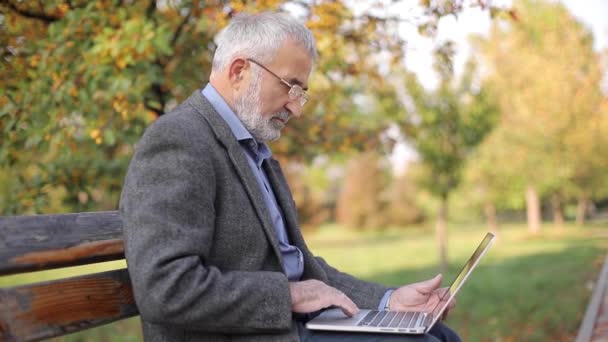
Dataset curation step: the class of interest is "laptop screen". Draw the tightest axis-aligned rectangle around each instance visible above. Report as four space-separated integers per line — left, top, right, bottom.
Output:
428 232 495 328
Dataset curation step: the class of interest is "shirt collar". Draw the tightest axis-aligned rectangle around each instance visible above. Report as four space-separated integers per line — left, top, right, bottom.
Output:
201 84 272 161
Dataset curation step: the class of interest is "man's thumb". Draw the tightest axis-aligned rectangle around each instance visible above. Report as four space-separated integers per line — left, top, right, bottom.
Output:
415 274 442 292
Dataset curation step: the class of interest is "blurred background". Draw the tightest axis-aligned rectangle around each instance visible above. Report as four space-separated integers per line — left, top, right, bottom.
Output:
1 0 607 341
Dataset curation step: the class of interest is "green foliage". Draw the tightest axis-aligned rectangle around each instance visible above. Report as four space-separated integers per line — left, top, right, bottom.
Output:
1 0 182 213
398 47 500 268
1 0 489 214
0 2 277 212
473 0 608 210
401 49 499 201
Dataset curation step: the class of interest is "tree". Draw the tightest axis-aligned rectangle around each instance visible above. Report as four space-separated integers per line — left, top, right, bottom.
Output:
1 0 216 213
400 48 499 271
565 97 608 225
475 0 607 231
1 0 509 216
384 171 426 227
0 0 384 213
336 151 389 229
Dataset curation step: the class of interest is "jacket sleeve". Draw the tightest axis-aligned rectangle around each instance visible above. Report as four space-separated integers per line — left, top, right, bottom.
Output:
312 256 389 309
120 115 292 333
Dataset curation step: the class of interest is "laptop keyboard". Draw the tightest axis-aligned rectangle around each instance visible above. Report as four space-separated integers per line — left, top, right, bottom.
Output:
357 310 428 329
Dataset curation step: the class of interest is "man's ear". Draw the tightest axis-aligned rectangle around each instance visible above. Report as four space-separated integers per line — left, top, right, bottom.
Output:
228 57 249 91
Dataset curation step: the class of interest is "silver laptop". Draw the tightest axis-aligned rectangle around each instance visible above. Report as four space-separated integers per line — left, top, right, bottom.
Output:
306 232 495 335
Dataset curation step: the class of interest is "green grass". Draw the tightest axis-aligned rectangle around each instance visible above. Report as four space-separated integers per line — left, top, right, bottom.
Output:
307 223 607 341
1 223 605 341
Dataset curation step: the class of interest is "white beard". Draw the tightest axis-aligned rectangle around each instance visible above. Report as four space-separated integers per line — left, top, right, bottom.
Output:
234 73 291 142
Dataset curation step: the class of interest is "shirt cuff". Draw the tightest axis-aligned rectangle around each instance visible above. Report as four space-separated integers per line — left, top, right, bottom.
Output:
378 289 394 311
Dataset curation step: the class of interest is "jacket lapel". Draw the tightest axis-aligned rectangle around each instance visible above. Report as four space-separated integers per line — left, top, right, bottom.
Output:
184 90 282 263
263 159 307 250
263 159 327 279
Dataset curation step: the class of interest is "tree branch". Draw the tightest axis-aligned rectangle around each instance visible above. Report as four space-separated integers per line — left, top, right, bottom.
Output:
5 0 61 23
146 0 156 20
171 11 192 47
143 101 163 117
144 83 167 117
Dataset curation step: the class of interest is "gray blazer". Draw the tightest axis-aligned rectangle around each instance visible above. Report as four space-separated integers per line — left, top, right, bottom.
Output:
120 90 388 341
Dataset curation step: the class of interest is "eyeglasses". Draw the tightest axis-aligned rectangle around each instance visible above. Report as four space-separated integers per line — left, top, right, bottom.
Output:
247 58 309 107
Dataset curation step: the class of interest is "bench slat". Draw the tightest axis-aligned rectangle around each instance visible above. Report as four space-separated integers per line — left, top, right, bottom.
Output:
0 211 124 276
0 268 138 341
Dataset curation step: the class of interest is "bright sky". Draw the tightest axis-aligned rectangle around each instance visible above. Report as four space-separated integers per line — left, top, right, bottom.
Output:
400 0 608 89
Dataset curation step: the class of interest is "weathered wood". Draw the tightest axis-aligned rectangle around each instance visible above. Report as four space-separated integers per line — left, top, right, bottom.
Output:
0 268 138 341
0 211 124 276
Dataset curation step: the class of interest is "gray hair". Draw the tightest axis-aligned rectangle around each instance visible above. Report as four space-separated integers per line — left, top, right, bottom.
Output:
211 12 317 72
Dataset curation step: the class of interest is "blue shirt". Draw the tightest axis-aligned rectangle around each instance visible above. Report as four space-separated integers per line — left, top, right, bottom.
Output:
202 84 304 281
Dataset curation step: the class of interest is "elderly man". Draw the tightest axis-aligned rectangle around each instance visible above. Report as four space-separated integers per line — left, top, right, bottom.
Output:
120 11 461 342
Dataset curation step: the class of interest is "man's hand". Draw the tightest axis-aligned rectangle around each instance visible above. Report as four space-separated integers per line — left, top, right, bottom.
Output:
389 274 456 319
289 280 359 317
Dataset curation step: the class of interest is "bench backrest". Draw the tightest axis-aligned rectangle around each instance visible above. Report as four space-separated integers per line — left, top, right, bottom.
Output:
0 211 138 341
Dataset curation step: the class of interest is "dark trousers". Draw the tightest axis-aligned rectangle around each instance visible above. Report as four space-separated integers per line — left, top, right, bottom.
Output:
297 321 462 342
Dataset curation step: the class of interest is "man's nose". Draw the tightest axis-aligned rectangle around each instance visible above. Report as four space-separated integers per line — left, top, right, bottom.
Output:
286 100 302 118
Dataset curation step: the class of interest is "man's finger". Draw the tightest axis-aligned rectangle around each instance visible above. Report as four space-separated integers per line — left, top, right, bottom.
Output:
335 291 359 317
434 287 450 298
438 288 455 309
440 297 456 320
449 296 456 308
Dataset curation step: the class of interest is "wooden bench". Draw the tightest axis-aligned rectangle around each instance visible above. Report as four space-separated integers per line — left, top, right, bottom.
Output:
576 254 608 342
0 211 138 341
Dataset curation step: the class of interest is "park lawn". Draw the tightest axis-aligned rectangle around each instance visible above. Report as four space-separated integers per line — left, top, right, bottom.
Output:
1 223 605 341
306 223 607 341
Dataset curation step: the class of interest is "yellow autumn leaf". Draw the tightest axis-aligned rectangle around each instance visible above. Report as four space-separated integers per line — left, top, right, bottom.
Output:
90 129 101 139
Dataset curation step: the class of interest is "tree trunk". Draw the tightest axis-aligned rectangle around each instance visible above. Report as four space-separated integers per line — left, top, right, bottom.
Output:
576 195 588 226
551 193 564 229
436 197 448 274
526 185 541 234
484 201 498 234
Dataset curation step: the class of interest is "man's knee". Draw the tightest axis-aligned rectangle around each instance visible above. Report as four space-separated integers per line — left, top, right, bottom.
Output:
427 322 461 342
